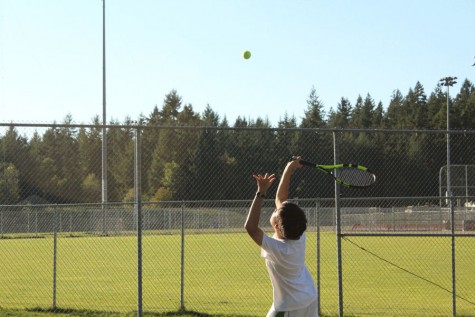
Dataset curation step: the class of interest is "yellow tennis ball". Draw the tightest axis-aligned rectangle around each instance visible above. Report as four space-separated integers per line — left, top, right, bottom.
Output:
243 50 251 59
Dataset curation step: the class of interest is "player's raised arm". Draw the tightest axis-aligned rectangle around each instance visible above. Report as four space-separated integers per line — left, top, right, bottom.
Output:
275 157 302 209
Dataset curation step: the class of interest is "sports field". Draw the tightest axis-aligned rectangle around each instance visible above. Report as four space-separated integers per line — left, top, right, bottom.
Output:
1 232 474 316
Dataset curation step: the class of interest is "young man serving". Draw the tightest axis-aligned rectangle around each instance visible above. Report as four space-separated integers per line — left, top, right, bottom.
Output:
245 157 318 317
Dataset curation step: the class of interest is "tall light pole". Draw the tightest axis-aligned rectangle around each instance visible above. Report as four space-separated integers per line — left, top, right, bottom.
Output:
440 75 457 317
102 0 108 235
439 76 457 204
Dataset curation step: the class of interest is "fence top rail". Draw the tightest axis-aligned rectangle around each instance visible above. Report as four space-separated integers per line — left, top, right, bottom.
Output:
1 122 475 135
1 196 474 209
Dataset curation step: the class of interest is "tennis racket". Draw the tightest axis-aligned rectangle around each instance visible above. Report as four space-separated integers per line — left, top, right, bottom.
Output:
297 159 376 188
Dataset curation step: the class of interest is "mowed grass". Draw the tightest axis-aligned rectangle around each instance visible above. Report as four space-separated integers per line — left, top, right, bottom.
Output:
1 232 474 317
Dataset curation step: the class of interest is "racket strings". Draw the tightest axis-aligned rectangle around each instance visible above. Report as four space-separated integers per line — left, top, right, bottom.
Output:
337 167 376 187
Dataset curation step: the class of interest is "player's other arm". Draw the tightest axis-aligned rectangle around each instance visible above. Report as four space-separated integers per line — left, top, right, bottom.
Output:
245 173 276 246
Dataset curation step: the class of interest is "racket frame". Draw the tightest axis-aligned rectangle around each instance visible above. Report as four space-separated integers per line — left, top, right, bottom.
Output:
298 160 375 188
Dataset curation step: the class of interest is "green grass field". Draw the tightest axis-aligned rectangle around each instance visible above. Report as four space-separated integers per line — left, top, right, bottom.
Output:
1 231 474 317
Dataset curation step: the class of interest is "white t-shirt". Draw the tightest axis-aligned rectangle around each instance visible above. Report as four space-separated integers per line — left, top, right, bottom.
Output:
261 233 317 311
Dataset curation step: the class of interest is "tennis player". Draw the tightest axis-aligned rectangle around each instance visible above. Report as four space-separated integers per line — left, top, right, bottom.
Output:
245 157 318 317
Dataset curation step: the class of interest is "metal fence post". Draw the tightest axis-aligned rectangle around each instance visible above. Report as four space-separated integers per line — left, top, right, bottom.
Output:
316 200 321 316
52 208 58 310
135 128 143 317
450 195 456 317
180 201 185 312
333 131 343 317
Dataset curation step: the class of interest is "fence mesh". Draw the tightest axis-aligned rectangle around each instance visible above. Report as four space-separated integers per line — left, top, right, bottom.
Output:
1 124 475 316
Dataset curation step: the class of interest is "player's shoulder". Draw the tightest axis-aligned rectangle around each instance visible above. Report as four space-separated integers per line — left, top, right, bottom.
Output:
262 233 285 248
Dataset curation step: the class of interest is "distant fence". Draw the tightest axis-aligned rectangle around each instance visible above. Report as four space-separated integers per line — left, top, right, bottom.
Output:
2 200 475 237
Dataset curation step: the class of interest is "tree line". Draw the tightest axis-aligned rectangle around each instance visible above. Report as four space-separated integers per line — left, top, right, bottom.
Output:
1 79 475 204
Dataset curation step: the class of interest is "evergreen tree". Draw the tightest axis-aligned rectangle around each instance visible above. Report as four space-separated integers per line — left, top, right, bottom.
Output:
372 101 384 128
27 131 46 199
363 94 375 128
349 95 364 128
0 127 36 202
107 118 134 202
158 103 202 200
77 116 102 202
176 103 201 161
404 82 428 128
184 107 224 200
295 87 333 196
57 116 81 202
426 85 447 129
300 86 326 128
0 162 20 204
452 79 475 129
450 79 475 183
233 116 276 199
35 115 81 202
350 94 375 129
384 90 405 128
274 113 298 164
327 97 352 128
141 105 161 195
147 90 183 197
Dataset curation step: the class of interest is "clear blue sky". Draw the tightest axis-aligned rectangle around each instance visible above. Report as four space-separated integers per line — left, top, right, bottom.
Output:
1 0 474 126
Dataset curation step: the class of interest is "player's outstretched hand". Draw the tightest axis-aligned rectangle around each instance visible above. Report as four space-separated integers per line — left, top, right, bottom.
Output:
252 173 276 194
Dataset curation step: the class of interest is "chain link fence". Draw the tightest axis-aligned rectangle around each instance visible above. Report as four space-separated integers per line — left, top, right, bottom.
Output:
1 123 475 316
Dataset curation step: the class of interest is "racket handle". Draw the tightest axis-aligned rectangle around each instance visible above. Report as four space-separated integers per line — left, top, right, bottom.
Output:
290 158 316 167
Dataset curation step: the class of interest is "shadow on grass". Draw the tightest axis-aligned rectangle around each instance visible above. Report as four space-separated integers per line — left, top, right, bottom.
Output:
27 307 257 317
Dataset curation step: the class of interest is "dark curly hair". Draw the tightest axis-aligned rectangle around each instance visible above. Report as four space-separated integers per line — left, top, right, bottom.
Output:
276 202 307 240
